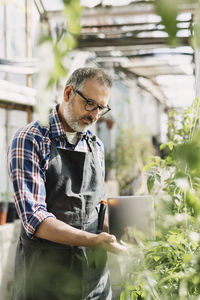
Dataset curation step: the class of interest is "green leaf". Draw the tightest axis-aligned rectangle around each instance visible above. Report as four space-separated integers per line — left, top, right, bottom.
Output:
155 174 161 183
168 110 177 118
154 0 179 46
186 191 200 217
153 256 161 262
147 175 155 193
120 290 126 300
167 141 174 151
143 162 158 172
160 143 165 150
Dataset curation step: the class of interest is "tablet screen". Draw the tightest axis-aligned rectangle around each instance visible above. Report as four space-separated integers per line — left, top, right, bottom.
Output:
107 195 155 241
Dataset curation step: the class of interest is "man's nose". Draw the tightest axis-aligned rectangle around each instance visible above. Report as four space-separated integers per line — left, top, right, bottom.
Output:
89 108 100 120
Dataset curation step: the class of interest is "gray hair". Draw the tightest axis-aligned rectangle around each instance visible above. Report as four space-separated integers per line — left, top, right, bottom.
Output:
65 67 112 91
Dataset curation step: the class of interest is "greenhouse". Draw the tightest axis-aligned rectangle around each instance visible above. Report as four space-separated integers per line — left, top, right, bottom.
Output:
0 0 200 299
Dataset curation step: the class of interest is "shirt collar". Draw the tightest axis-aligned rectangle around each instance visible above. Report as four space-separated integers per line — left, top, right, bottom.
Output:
49 105 66 138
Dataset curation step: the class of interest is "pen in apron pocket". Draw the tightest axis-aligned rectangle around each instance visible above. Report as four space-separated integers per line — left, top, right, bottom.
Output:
97 200 107 233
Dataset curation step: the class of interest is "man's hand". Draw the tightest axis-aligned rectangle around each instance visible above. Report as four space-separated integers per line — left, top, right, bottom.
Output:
93 232 128 254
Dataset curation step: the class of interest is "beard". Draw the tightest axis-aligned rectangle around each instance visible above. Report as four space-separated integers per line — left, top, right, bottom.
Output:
63 100 96 132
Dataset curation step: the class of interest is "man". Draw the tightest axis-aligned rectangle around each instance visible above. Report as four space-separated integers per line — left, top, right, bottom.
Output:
8 68 126 300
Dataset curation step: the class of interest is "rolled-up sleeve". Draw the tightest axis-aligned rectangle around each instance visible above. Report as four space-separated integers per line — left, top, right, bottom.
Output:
8 130 55 239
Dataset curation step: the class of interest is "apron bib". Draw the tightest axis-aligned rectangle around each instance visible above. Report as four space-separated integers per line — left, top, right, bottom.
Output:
13 136 112 300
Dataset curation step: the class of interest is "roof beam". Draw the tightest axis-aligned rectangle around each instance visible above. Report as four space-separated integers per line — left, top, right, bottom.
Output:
77 36 190 49
0 64 38 74
81 2 196 19
81 19 192 29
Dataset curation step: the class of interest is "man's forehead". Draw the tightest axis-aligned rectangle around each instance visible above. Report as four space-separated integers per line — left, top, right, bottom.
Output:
80 79 111 106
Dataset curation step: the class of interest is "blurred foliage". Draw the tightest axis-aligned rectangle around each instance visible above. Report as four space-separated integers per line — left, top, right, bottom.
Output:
0 192 12 202
154 0 200 47
154 0 179 46
113 125 154 195
35 0 82 124
119 98 200 299
40 0 81 86
105 150 116 174
194 4 200 48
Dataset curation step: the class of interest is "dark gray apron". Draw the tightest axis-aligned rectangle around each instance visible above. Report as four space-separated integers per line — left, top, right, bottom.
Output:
13 135 112 300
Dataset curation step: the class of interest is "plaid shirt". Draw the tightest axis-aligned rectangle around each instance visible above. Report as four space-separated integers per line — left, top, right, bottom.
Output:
8 105 105 239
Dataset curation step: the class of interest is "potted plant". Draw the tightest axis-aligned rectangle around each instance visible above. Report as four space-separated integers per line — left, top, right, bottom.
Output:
7 201 19 223
105 150 116 181
0 192 9 225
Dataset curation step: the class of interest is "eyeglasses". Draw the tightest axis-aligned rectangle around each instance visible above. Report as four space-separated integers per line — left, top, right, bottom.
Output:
75 90 111 116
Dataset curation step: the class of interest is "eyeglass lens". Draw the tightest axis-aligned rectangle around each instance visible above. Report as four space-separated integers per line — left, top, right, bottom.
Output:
76 90 110 116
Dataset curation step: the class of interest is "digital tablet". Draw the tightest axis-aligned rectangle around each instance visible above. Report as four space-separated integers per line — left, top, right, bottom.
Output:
107 195 155 241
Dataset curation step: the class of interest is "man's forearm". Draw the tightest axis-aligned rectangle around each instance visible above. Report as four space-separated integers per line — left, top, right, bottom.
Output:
35 217 97 247
34 217 128 254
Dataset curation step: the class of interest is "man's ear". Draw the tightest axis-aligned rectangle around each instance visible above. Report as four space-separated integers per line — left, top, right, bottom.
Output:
64 85 73 102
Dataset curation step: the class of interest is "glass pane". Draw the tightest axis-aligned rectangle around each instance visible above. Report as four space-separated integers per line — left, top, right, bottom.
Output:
6 0 26 59
41 0 64 11
0 2 5 58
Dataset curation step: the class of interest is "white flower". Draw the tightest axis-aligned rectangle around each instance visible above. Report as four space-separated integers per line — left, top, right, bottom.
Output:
189 232 200 242
175 178 189 190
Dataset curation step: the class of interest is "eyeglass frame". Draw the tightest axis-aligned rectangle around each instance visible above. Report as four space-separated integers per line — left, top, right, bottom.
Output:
74 89 111 116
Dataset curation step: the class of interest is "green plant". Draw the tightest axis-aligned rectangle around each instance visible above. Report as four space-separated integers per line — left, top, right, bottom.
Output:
0 192 11 202
105 150 116 180
35 0 82 124
114 125 155 195
118 98 200 299
154 0 199 47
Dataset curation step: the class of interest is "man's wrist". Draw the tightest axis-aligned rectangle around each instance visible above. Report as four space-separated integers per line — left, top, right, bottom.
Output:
81 231 97 247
